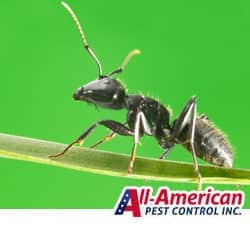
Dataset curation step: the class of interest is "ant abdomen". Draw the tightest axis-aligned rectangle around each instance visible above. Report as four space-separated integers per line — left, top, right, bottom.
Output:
178 116 233 168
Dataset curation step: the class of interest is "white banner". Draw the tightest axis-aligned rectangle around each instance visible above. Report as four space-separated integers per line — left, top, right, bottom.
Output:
0 209 249 250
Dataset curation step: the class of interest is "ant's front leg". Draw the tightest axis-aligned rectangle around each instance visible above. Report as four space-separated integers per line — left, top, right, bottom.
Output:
173 96 202 190
90 122 128 149
90 131 116 149
49 120 133 158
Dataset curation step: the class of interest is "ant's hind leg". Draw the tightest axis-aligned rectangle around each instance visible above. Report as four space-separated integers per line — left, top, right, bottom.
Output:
173 96 202 190
188 98 202 191
49 120 133 158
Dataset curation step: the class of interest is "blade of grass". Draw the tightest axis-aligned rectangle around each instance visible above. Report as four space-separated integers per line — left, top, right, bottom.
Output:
0 133 250 185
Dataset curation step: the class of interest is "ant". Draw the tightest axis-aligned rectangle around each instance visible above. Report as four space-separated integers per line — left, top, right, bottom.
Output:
49 2 233 189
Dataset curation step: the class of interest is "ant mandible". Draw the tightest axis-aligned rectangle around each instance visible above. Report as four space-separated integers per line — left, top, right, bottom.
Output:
49 2 233 189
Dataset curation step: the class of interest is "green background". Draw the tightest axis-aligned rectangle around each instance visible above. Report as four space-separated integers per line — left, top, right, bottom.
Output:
0 0 250 208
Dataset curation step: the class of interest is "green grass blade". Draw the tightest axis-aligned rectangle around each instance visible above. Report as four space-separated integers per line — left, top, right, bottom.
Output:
0 133 250 185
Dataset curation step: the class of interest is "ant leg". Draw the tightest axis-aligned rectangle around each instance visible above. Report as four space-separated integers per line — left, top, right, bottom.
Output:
109 49 140 77
159 145 175 159
128 113 141 174
90 122 127 149
49 120 133 158
90 131 116 149
189 99 202 191
173 96 202 190
49 123 97 158
172 96 196 134
128 112 151 173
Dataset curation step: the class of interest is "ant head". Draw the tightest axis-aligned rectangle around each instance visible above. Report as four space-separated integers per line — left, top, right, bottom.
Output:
73 77 126 109
61 2 139 110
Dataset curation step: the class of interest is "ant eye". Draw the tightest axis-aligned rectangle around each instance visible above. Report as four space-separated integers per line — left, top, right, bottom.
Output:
86 90 93 94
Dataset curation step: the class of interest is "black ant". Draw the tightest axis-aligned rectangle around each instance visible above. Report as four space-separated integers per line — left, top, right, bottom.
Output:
49 2 233 189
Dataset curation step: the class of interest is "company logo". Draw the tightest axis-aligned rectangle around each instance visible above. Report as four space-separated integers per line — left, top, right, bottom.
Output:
114 187 244 217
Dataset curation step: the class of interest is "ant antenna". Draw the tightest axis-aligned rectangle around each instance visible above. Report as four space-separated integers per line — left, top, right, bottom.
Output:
61 1 103 77
109 49 141 77
121 49 141 70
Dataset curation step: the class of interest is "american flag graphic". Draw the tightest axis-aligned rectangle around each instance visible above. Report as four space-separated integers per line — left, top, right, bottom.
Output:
114 188 141 217
114 189 131 215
